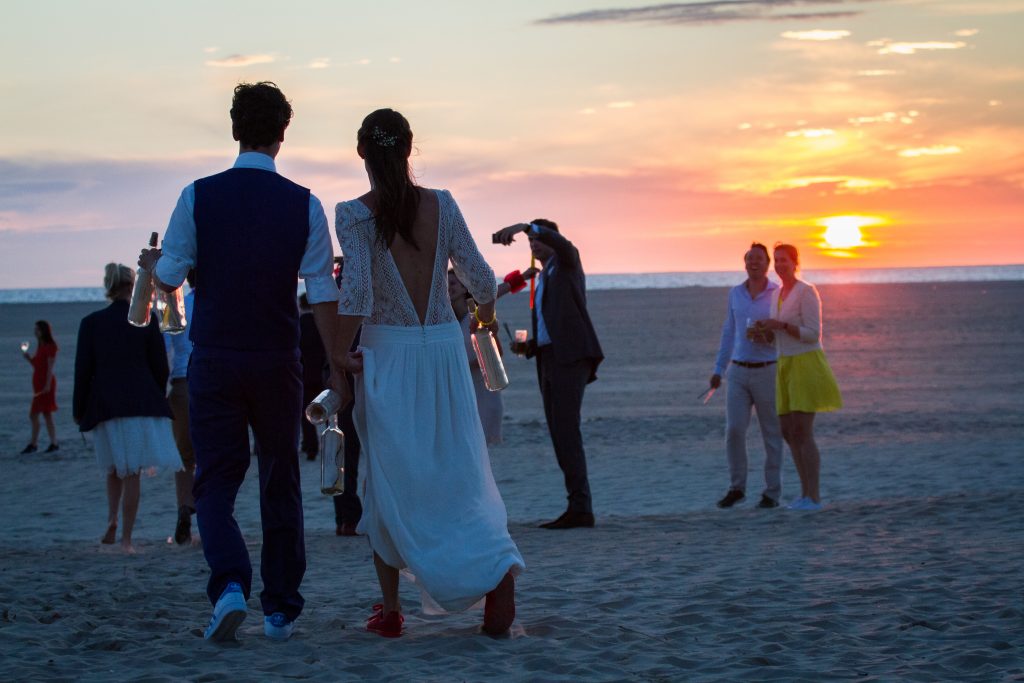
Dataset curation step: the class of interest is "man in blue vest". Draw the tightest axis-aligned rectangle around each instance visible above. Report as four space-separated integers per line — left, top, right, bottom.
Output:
140 82 340 642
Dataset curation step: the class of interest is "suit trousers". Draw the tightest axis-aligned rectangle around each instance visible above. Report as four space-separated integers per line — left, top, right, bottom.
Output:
537 346 593 514
725 363 784 501
189 351 306 620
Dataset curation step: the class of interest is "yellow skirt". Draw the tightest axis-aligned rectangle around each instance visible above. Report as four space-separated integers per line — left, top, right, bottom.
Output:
776 349 843 415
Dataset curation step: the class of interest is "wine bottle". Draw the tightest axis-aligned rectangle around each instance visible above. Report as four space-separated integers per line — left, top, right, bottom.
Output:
127 232 159 327
472 329 510 391
319 414 345 496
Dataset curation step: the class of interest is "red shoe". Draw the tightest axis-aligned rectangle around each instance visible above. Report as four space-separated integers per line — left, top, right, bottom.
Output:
366 603 383 622
367 609 403 638
483 572 515 635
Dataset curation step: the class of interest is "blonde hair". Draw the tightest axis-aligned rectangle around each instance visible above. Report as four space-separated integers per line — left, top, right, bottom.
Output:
103 263 134 299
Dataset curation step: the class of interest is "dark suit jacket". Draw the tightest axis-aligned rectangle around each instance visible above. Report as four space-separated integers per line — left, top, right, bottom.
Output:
530 226 604 383
73 299 173 432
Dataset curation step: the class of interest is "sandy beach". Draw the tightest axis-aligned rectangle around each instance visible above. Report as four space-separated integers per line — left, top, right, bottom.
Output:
1 281 1022 681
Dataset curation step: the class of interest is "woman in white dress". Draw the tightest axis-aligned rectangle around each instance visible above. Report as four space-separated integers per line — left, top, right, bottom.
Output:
73 263 182 553
331 109 524 637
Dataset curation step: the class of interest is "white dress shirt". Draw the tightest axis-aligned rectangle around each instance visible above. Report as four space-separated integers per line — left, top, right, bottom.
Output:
155 152 339 304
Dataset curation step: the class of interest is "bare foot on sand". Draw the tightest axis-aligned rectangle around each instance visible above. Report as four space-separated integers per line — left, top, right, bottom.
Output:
101 523 117 544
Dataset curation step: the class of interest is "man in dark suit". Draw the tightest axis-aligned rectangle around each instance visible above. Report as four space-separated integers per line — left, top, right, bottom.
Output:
493 219 604 529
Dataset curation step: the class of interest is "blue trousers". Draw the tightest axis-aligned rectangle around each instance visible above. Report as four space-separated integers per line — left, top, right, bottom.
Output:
189 348 306 620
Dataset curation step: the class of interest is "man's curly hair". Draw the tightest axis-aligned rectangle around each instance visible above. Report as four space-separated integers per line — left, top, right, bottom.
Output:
230 82 293 148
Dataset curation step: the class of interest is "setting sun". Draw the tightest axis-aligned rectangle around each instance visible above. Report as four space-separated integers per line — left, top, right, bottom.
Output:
818 215 885 255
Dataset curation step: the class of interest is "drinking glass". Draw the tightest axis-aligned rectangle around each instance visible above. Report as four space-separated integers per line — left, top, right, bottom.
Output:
20 341 30 353
512 329 529 356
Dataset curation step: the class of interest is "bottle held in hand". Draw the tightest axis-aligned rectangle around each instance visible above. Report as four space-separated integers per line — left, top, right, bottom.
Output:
472 329 510 391
319 414 345 496
305 389 342 426
127 232 159 327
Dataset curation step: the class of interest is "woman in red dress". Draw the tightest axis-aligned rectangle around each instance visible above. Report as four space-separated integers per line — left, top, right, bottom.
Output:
21 320 59 453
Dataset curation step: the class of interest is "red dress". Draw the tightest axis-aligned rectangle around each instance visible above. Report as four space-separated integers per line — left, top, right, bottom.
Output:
31 342 58 414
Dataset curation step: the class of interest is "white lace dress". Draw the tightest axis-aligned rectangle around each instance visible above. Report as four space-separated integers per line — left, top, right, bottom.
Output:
336 189 524 613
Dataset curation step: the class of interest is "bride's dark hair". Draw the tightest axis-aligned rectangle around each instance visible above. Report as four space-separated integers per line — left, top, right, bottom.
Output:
357 108 419 250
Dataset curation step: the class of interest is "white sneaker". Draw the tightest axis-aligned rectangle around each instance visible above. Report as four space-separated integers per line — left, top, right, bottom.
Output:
802 500 824 511
785 497 809 510
204 582 247 641
264 612 295 641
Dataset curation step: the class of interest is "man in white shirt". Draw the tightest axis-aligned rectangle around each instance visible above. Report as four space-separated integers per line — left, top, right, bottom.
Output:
709 243 784 509
139 82 339 643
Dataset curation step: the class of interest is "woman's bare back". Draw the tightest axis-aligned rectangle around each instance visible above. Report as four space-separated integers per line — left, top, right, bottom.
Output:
358 188 440 325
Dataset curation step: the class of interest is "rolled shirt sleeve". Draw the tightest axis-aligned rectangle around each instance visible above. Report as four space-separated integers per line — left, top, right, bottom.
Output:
301 194 340 304
155 186 197 289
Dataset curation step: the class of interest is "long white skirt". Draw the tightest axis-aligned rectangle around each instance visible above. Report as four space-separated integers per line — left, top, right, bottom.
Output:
91 416 182 478
354 322 525 613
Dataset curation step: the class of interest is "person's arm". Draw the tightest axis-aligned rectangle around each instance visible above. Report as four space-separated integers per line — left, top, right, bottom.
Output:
493 223 580 270
444 191 498 334
496 267 539 299
72 318 94 425
711 291 736 388
328 314 365 409
795 283 822 343
302 195 342 357
43 351 56 394
143 186 197 292
331 202 374 407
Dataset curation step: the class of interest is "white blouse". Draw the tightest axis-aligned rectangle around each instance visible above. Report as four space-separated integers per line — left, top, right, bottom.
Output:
770 280 823 357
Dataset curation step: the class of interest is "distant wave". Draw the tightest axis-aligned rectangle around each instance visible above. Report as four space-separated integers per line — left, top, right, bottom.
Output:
1 265 1022 303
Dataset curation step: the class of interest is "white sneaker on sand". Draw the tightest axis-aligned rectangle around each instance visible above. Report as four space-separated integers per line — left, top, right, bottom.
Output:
785 497 809 510
204 582 247 641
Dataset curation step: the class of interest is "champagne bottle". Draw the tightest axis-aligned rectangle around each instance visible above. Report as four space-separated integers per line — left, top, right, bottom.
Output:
127 232 158 327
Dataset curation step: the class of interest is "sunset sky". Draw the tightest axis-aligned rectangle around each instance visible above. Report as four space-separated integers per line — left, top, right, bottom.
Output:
1 0 1022 288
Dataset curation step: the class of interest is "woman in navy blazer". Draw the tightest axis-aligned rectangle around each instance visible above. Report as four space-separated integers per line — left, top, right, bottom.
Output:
73 263 180 553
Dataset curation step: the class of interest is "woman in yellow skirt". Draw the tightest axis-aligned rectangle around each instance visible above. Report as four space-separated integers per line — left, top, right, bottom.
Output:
759 243 842 511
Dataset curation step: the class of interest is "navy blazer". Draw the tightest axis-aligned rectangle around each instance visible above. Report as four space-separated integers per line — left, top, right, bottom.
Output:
530 226 604 383
73 299 173 432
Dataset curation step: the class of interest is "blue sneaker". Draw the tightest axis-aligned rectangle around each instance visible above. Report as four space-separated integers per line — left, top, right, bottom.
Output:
264 612 294 641
204 582 247 641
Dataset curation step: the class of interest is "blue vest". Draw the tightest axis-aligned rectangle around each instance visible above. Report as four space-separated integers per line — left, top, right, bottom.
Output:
191 168 310 352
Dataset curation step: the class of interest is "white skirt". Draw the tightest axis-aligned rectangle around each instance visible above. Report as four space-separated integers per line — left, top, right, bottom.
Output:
92 416 182 477
354 322 525 613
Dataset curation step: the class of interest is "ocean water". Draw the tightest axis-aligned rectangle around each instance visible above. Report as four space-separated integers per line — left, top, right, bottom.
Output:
1 264 1021 304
